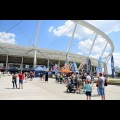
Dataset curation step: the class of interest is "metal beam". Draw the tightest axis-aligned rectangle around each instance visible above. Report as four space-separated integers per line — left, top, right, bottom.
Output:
33 20 41 68
88 33 98 57
72 20 114 55
106 56 111 64
101 41 108 58
106 49 113 64
66 21 77 63
35 20 41 47
66 22 77 54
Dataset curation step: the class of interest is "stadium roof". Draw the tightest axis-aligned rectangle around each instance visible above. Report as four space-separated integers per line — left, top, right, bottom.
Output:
0 42 102 67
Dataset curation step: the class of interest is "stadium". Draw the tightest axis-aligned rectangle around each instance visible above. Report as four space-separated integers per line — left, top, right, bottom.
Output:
0 20 114 75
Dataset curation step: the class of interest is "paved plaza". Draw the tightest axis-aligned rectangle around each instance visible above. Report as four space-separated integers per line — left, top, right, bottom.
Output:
0 75 120 100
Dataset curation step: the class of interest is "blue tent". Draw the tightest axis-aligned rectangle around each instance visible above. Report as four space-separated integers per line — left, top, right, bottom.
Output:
34 66 46 77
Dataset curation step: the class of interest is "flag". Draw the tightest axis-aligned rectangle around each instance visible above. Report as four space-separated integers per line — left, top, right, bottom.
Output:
111 55 114 78
64 62 68 69
98 56 102 73
87 58 91 74
96 67 99 76
72 61 78 72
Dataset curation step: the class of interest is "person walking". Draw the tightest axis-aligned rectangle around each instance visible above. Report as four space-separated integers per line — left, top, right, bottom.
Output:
76 72 82 94
18 72 24 89
45 71 48 83
30 71 34 81
24 72 28 83
98 73 106 100
12 72 17 89
40 72 43 80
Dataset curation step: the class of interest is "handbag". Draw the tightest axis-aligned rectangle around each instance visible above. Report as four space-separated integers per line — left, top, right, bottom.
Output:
104 79 108 86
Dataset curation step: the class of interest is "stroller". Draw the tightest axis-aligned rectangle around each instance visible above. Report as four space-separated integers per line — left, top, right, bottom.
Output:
66 83 76 93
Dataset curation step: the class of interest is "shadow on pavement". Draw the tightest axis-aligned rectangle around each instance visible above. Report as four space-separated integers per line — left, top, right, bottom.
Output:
5 88 18 89
64 91 85 95
91 94 100 97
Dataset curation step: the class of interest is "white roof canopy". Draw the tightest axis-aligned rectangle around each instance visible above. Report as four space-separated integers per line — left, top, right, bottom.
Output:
0 42 100 67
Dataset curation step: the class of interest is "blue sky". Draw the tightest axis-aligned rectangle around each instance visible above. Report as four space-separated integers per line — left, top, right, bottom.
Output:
0 20 120 74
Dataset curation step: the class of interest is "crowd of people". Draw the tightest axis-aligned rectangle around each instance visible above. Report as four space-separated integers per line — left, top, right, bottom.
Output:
9 69 108 100
11 71 34 89
55 72 108 100
11 71 49 89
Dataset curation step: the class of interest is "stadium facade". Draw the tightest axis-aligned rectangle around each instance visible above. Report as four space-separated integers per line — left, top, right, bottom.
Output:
0 42 99 73
0 20 114 74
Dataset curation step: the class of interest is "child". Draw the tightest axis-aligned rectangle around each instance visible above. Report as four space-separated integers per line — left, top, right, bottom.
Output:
85 80 92 100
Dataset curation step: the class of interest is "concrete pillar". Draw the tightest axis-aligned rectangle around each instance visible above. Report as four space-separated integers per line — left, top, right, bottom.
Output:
47 59 49 71
66 54 69 65
33 49 37 68
94 66 95 73
6 55 8 69
21 57 23 73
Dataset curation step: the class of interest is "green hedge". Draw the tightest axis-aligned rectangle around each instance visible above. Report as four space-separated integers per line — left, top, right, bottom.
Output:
94 80 120 85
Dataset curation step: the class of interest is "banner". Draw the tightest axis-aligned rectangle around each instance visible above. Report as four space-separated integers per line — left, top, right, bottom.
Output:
98 57 102 73
64 62 68 69
87 58 91 74
72 61 78 73
96 67 99 76
111 55 114 78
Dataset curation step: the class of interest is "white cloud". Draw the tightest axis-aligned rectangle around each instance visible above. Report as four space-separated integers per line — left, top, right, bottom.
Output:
48 21 117 56
0 32 16 44
78 37 110 56
49 20 120 40
86 20 120 34
90 54 100 59
76 52 83 55
48 26 54 32
78 39 92 54
48 20 93 39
